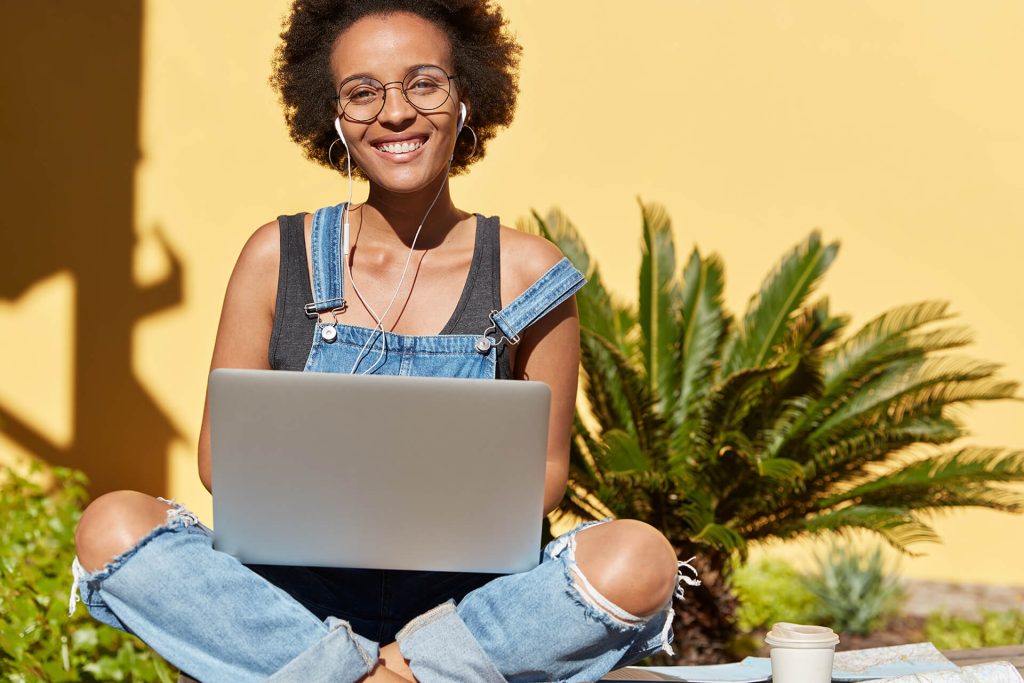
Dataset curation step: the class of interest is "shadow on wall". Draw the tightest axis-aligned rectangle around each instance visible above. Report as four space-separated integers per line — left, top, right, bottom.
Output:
0 2 181 497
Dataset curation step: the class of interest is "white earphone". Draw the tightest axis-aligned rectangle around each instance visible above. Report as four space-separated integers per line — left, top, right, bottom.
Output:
329 101 466 373
334 116 347 148
456 101 467 136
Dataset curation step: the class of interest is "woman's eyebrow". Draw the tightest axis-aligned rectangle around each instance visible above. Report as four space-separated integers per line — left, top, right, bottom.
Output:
338 72 376 84
338 64 445 83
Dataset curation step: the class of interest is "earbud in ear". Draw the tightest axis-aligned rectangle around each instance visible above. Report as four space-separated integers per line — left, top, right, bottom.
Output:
334 116 348 147
456 102 467 135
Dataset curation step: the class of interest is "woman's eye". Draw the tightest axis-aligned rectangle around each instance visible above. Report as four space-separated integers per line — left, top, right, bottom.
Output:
348 87 379 103
408 79 440 92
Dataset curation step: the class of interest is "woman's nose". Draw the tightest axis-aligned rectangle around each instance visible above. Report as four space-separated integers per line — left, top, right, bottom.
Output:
377 82 417 126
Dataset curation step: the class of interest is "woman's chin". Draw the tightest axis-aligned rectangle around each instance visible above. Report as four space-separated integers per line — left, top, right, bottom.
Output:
363 161 450 196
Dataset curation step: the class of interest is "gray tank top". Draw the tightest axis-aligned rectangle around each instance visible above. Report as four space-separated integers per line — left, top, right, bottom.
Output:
268 213 513 379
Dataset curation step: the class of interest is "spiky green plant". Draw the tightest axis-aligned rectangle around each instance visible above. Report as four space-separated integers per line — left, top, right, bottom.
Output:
803 544 904 635
523 201 1023 663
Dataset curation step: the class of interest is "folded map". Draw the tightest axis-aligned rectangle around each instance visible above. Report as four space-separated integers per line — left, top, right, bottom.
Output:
602 642 972 682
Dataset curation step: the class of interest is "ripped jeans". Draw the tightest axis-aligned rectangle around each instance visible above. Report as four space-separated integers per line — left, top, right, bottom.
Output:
69 501 700 683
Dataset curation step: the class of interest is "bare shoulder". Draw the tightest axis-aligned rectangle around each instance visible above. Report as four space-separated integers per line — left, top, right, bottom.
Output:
220 218 285 323
498 224 565 303
235 219 281 276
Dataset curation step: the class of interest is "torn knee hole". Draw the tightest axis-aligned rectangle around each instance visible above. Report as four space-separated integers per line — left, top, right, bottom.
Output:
156 497 199 527
568 564 644 626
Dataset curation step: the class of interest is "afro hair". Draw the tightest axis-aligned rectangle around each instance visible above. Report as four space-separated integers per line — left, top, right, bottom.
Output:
271 0 521 176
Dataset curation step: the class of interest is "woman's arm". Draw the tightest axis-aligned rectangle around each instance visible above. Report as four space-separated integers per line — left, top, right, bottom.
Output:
198 220 281 492
503 231 581 516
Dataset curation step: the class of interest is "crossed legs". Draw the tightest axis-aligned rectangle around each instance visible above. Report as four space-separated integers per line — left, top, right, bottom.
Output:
75 491 681 682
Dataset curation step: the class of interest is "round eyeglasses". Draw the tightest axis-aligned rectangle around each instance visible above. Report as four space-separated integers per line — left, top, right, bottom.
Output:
334 65 458 123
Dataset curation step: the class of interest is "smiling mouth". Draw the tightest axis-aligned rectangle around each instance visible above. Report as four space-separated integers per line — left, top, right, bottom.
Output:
373 137 427 154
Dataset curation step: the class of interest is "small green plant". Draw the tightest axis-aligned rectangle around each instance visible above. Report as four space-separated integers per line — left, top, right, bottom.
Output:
802 544 904 635
0 465 176 682
926 609 1024 649
732 558 818 632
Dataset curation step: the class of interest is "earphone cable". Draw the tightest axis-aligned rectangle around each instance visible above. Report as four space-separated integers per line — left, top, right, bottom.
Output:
346 157 453 374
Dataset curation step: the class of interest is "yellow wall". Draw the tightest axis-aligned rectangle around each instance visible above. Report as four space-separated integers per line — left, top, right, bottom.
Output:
1 1 1021 585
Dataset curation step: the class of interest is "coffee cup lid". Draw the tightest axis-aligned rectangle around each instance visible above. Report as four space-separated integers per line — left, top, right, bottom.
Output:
764 622 840 648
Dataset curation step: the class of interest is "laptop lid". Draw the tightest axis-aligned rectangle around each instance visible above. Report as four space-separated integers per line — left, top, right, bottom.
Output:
209 368 550 574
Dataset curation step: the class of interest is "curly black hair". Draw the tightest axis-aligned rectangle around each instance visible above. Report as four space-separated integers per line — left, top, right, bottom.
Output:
271 0 521 176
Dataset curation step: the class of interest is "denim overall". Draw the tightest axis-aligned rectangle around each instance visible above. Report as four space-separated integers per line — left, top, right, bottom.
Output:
68 203 698 683
301 202 582 379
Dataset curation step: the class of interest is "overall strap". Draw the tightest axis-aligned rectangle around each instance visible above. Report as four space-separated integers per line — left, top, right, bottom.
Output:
490 257 586 344
304 203 347 317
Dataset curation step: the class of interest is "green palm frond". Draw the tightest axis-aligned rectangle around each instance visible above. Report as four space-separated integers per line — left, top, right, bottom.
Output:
527 208 592 274
805 415 963 484
822 448 1024 512
761 396 818 460
528 209 635 354
693 522 748 555
673 488 716 530
684 365 787 462
578 330 635 435
638 200 683 415
561 478 616 521
720 231 839 379
598 429 652 474
675 248 728 431
811 357 1017 443
782 506 940 553
781 297 849 355
822 301 956 400
583 330 668 458
757 457 806 483
774 314 975 455
734 425 939 532
904 325 976 356
568 414 604 488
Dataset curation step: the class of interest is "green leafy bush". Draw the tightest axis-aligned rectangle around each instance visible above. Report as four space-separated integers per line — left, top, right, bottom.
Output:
732 558 818 631
926 609 1024 649
802 544 904 635
0 465 176 682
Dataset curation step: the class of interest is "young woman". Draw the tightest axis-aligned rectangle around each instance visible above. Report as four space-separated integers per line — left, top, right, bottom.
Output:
70 2 691 681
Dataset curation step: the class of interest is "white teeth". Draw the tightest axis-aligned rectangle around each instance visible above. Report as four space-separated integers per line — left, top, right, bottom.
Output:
377 140 424 154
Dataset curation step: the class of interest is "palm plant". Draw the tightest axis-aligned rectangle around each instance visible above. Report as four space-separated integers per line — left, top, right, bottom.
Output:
523 201 1024 663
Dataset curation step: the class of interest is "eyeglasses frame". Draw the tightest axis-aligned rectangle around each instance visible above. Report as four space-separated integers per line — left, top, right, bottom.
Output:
332 65 460 123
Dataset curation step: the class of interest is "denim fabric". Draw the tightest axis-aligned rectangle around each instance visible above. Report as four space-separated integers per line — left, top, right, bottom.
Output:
447 518 686 682
68 202 697 681
70 502 379 683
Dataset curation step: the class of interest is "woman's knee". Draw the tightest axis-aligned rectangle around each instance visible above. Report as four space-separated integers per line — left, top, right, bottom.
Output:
75 491 175 573
573 519 678 617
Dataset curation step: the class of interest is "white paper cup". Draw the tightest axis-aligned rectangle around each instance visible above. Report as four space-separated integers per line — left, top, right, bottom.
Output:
764 622 840 683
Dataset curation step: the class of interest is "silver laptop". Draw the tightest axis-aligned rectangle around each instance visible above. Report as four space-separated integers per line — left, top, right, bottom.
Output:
208 368 550 574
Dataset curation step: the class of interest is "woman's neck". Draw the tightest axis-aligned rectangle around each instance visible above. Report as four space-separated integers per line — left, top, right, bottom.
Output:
357 173 467 251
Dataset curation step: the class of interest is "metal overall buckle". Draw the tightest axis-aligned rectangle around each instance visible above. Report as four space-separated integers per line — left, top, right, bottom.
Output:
474 310 521 354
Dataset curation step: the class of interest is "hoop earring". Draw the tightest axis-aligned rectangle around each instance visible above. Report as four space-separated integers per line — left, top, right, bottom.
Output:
460 124 478 159
327 138 344 169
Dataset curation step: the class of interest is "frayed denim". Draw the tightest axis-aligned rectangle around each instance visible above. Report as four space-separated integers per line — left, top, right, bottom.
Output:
70 505 699 682
70 500 377 682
